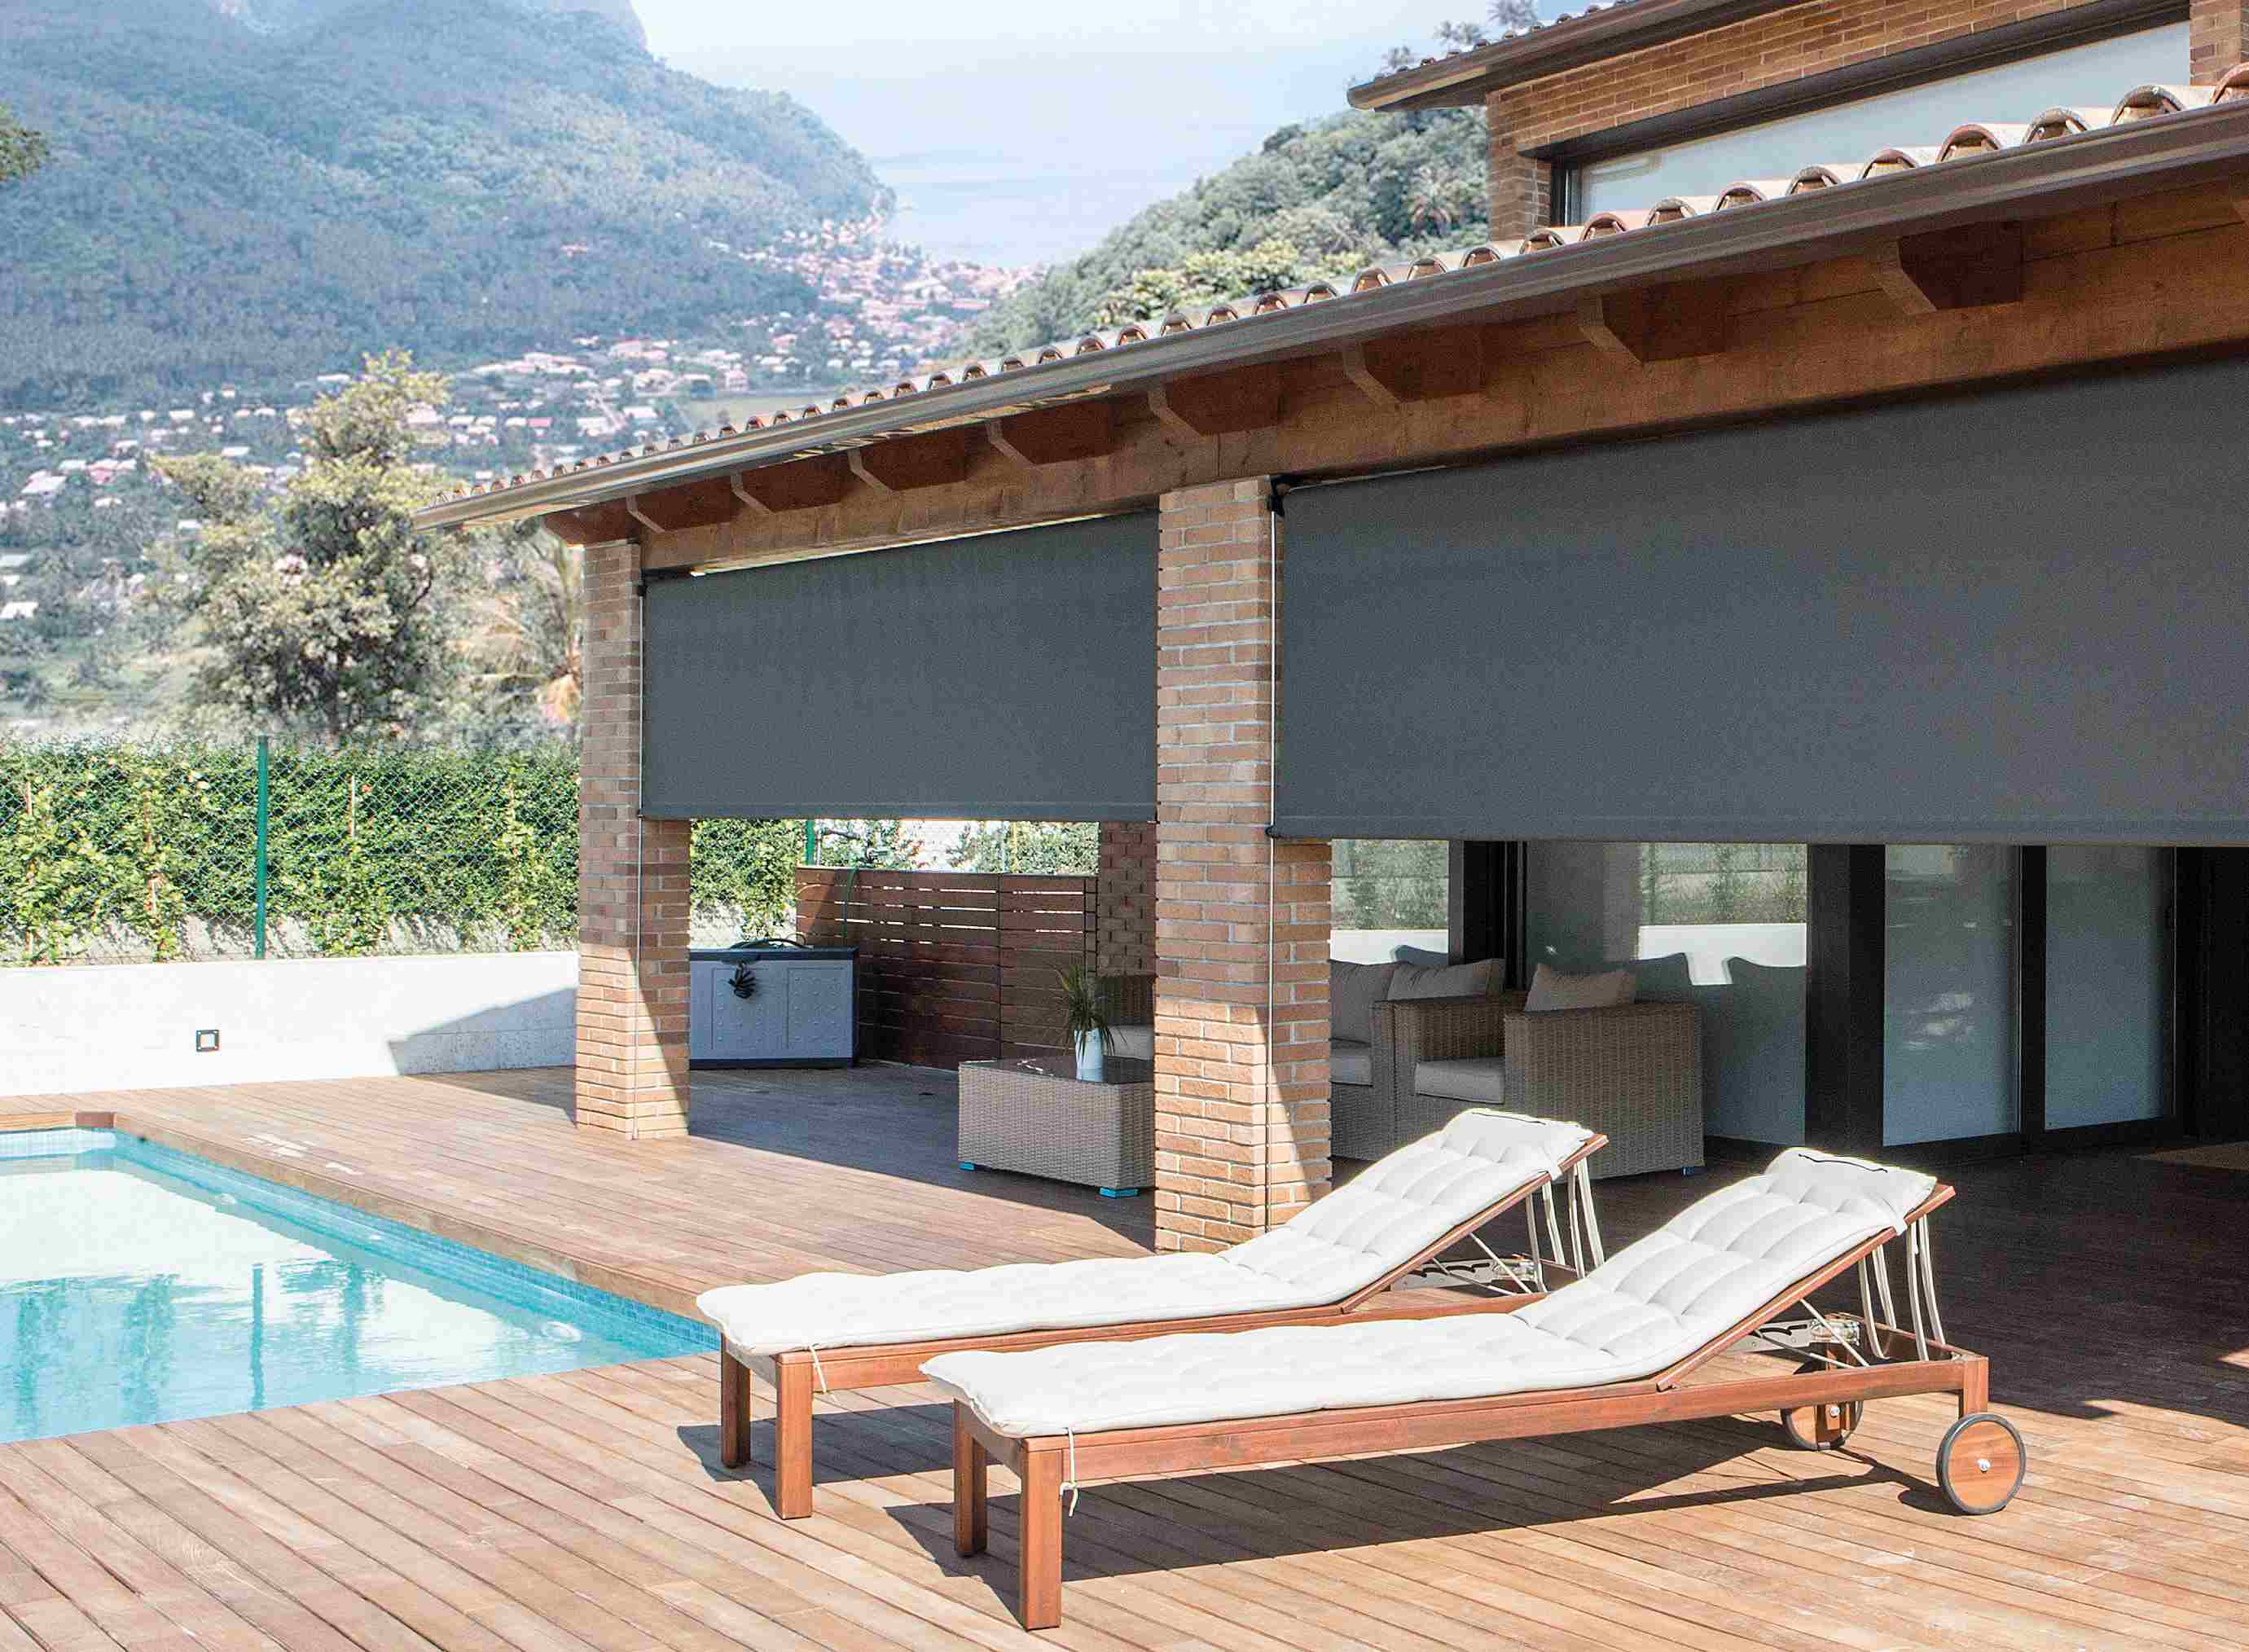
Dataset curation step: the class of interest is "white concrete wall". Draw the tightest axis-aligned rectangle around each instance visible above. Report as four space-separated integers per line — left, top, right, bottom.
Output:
0 952 577 1097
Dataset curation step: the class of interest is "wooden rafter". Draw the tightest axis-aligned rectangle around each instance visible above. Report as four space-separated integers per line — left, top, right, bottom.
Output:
847 426 975 493
1576 279 1731 364
1148 364 1284 439
986 401 1119 467
730 453 854 514
1339 325 1490 406
1873 221 2025 314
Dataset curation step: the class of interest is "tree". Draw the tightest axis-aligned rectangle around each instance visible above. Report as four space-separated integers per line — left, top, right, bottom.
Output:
1093 239 1331 329
1378 2 1542 77
948 822 1096 876
0 103 46 186
471 529 582 727
160 353 469 743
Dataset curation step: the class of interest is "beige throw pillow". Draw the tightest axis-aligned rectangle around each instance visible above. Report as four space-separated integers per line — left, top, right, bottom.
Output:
1525 962 1638 1013
1329 959 1397 1044
1389 957 1498 1001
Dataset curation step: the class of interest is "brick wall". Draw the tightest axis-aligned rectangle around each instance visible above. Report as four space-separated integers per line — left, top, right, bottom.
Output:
1152 481 1331 1252
1485 0 2187 237
1095 819 1157 978
2192 0 2249 80
576 538 692 1140
1486 94 1555 248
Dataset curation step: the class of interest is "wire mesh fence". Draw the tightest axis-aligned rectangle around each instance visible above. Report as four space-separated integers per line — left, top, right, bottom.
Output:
0 739 802 965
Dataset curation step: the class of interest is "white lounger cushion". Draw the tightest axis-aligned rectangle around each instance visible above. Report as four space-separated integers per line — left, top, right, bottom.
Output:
697 1109 1593 1357
924 1149 1937 1437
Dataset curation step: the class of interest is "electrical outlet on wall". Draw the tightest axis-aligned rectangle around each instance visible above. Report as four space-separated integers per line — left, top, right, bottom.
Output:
195 1029 221 1052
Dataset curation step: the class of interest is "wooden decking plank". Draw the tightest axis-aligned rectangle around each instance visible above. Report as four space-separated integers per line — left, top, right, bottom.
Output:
0 1448 292 1652
149 1417 549 1652
400 1380 1038 1652
56 1431 446 1652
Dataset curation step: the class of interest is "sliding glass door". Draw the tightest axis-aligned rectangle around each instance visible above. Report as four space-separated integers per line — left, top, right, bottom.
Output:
2045 846 2168 1131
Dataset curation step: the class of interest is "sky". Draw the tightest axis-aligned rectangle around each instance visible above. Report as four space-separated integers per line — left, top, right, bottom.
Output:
632 1 1454 268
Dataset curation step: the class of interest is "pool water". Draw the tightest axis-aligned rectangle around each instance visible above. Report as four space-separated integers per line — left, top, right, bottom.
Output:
0 1128 714 1444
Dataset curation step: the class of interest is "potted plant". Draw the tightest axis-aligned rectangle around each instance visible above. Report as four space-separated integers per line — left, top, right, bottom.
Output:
1057 964 1113 1081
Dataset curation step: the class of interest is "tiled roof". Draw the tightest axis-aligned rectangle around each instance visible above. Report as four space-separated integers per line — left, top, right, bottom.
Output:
443 70 2249 512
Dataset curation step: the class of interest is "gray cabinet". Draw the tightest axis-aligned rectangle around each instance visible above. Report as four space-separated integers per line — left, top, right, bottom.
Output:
688 947 856 1067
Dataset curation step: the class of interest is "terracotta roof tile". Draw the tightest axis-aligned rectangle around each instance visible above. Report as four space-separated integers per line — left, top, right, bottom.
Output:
446 72 2249 505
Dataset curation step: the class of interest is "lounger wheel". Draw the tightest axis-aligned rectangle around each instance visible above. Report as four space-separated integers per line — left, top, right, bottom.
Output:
1777 1356 1861 1450
1936 1413 2025 1514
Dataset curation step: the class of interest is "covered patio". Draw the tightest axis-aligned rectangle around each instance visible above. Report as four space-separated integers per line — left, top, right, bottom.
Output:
5 1065 2249 1650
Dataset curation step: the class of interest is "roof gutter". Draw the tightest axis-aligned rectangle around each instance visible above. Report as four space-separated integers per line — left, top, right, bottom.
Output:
415 100 2249 531
1346 0 1803 112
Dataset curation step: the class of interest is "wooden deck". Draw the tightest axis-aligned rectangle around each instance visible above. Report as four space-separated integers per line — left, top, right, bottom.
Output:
6 1067 2249 1650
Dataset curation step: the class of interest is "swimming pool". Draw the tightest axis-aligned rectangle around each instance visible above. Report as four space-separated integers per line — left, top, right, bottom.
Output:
0 1127 715 1444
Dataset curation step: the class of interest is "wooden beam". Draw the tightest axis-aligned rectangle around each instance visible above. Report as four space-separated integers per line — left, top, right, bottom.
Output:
1577 279 1731 364
986 401 1119 467
728 472 771 515
1340 325 1489 405
846 427 975 493
1147 364 1284 438
543 499 637 547
624 494 669 536
731 453 853 513
1873 221 2024 314
635 180 2249 575
2234 196 2249 226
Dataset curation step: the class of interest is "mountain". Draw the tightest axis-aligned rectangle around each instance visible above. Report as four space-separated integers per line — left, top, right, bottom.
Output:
960 108 1490 357
0 0 889 404
218 0 648 49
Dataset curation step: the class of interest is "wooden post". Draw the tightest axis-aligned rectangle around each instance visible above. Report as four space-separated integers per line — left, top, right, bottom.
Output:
953 1407 988 1557
718 1347 753 1469
1017 1443 1065 1631
1958 1352 1991 1417
774 1357 816 1519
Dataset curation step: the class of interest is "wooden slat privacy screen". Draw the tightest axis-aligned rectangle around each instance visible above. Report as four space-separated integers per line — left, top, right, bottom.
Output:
795 868 1096 1068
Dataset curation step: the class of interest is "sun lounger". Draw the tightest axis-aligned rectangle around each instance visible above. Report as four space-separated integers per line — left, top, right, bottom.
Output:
928 1148 2021 1629
697 1109 1605 1518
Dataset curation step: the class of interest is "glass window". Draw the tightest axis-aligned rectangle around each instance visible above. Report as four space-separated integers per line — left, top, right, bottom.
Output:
2046 846 2168 1129
1526 841 1808 1145
1579 24 2189 218
1884 846 2016 1145
1331 840 1449 964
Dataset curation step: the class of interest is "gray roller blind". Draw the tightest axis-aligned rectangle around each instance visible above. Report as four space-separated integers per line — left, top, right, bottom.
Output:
644 512 1155 820
1276 356 2249 845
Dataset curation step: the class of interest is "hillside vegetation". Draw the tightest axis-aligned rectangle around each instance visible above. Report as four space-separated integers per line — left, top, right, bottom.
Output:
0 0 889 404
960 108 1490 356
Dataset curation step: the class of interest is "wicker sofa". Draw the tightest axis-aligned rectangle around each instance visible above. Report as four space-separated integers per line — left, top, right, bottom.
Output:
1394 998 1705 1178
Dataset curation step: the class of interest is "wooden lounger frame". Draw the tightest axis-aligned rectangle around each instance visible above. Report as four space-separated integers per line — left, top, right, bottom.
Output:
720 1131 1607 1518
955 1184 1989 1630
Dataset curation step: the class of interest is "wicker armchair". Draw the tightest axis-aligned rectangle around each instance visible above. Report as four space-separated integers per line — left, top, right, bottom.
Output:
1387 999 1703 1177
1330 990 1528 1160
1500 1002 1703 1177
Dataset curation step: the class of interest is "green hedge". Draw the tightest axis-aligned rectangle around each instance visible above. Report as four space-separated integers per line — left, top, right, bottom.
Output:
0 741 801 964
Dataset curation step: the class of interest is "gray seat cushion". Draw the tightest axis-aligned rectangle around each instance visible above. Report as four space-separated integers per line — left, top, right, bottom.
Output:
1330 1039 1373 1088
1414 1056 1507 1105
1110 1024 1153 1061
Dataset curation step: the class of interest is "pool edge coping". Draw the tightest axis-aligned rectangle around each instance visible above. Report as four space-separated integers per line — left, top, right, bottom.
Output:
4 1107 707 1324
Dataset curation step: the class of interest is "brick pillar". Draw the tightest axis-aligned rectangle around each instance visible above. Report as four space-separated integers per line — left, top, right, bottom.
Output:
1487 91 1553 242
576 538 692 1139
2190 0 2248 80
1153 480 1331 1253
1095 819 1156 977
